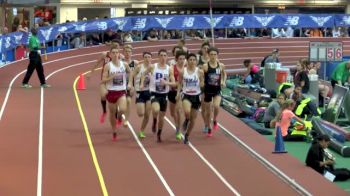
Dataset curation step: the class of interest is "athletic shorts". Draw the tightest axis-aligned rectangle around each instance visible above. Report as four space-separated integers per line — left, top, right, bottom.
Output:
167 90 177 104
106 90 126 104
182 94 201 110
204 91 221 103
151 92 168 112
136 90 151 103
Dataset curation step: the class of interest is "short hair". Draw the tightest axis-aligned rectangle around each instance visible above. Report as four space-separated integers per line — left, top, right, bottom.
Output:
124 44 133 50
110 45 119 52
175 50 187 60
201 42 210 49
172 46 182 55
179 39 185 44
187 53 197 60
317 134 330 142
143 51 152 57
158 49 167 55
243 59 251 67
208 47 219 54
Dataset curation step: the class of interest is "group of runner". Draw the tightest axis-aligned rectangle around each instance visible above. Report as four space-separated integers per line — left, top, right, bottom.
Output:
89 40 226 144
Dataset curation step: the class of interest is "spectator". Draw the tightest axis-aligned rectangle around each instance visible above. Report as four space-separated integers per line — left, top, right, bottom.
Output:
275 99 307 141
330 60 350 88
285 26 294 38
332 27 341 38
123 32 133 43
103 29 117 45
261 48 280 67
145 29 159 41
294 58 310 94
271 28 281 38
306 134 350 181
242 59 260 84
263 93 286 128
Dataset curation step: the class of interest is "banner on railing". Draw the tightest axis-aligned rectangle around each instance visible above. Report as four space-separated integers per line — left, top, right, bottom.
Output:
0 14 349 52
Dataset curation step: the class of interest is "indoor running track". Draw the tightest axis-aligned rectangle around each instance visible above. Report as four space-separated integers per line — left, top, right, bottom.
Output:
0 39 348 196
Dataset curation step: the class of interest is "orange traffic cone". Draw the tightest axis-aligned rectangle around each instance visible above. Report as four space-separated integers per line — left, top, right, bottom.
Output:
77 73 86 90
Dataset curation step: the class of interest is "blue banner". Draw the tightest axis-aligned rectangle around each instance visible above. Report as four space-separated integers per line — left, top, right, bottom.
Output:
1 14 349 52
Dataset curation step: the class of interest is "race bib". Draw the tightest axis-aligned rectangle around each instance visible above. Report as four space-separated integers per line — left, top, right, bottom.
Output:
113 74 124 86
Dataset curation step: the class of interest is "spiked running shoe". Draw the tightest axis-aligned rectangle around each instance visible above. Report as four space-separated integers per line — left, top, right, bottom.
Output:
176 131 182 140
99 113 107 123
138 131 146 139
112 132 117 141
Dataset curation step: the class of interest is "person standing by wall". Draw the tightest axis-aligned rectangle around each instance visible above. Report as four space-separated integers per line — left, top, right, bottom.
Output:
22 28 50 88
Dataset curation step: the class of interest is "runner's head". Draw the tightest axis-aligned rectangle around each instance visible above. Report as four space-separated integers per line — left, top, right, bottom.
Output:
158 49 168 64
187 53 197 67
143 51 152 65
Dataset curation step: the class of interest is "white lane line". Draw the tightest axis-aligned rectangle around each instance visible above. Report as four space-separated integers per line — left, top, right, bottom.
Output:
37 60 174 196
37 87 44 196
35 60 97 196
164 117 241 196
217 123 311 196
123 115 175 196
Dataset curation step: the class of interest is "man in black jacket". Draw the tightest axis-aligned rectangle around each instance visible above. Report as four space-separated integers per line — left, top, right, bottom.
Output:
305 135 350 181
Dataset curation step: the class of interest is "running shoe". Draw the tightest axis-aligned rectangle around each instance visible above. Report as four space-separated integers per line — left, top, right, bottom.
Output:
207 129 213 137
202 126 208 133
21 84 32 88
176 131 182 140
183 134 189 144
213 121 218 130
116 118 123 126
138 131 146 139
112 132 117 141
123 120 129 127
41 84 51 88
99 113 107 123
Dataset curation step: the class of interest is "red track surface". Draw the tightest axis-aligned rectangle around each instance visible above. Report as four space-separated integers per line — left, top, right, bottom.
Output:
0 38 348 195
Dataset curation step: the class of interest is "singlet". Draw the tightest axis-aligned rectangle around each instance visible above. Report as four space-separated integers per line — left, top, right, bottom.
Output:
101 52 112 80
106 60 127 91
171 64 182 91
197 55 208 68
124 59 135 85
204 62 221 93
134 64 151 91
149 63 170 94
182 67 201 95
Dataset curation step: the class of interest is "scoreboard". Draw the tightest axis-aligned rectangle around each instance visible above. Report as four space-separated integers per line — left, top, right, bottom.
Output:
309 42 343 62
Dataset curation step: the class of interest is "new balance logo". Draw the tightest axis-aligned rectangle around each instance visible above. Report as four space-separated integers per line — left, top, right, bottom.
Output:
310 16 332 26
133 18 147 29
204 16 223 27
285 16 299 26
254 16 275 27
97 22 108 31
155 17 173 28
229 16 244 27
182 17 195 28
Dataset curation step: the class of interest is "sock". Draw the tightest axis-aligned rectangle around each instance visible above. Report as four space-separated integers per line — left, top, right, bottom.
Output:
101 100 107 113
208 128 212 134
157 129 162 136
